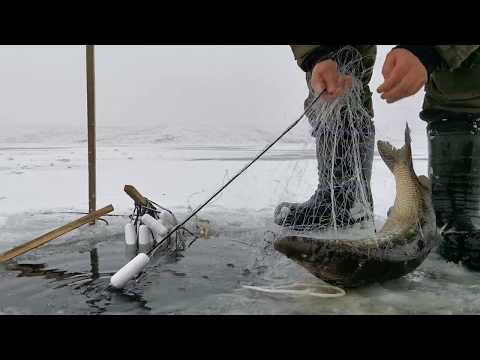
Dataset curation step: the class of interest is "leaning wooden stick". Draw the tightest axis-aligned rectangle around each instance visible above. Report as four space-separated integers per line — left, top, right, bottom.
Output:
124 185 149 206
0 204 114 263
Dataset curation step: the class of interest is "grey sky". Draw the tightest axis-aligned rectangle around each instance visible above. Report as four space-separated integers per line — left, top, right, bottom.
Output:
0 45 426 149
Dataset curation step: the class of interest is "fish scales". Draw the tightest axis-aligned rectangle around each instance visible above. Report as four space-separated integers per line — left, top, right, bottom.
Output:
273 123 439 288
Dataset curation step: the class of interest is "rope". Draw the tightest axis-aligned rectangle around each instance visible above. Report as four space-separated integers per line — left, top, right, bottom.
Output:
242 282 346 298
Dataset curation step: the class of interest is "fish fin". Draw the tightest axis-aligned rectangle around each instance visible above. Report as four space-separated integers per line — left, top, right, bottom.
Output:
377 140 398 173
418 175 431 191
377 123 414 173
439 223 449 236
400 122 414 171
274 236 316 259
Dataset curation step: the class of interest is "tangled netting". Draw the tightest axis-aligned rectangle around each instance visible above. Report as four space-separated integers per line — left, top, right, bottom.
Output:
275 46 376 234
129 198 192 254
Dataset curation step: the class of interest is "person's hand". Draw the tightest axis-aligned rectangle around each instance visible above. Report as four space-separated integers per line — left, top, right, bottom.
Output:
311 59 353 101
377 48 428 104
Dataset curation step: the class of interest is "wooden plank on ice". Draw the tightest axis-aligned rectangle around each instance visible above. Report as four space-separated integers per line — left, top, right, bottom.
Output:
0 204 114 263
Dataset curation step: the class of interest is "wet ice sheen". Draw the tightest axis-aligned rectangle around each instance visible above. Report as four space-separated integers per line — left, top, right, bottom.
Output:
1 209 480 314
1 143 478 314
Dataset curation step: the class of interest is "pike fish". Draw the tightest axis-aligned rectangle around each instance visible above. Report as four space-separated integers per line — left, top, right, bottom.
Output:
274 124 438 288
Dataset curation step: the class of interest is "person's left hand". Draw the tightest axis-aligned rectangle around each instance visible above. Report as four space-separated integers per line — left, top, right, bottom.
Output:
377 48 428 103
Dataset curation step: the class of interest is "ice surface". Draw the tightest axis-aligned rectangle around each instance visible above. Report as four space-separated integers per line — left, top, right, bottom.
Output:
0 45 453 314
2 130 480 314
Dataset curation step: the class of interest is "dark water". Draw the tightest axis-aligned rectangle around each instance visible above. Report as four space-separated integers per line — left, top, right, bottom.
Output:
3 212 480 315
0 226 261 315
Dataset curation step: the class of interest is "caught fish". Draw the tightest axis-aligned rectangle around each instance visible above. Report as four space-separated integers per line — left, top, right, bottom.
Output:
274 123 438 288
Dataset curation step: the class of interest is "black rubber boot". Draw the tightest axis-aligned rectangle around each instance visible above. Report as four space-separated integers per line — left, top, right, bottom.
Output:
274 118 375 231
424 109 480 271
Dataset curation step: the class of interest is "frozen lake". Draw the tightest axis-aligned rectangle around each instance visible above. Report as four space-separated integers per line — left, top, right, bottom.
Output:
1 134 480 315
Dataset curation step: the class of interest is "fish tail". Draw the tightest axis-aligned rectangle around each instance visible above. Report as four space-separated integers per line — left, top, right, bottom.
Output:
377 122 413 172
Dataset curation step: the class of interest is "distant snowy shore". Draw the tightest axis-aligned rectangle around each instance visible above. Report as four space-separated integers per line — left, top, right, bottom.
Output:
1 122 428 156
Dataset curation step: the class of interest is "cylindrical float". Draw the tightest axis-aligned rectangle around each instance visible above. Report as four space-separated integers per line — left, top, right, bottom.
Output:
110 253 150 289
141 214 168 237
138 225 154 253
159 211 177 230
124 223 137 246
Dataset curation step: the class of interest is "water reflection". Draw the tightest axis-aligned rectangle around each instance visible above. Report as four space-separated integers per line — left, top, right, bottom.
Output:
125 244 137 262
90 248 99 279
5 246 152 315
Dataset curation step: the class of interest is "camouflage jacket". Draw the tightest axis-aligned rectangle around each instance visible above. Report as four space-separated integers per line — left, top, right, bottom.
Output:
290 45 480 113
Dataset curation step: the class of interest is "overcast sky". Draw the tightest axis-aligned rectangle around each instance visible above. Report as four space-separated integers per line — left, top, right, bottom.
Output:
0 45 427 148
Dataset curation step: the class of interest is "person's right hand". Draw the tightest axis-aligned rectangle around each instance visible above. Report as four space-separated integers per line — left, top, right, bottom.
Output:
311 59 353 101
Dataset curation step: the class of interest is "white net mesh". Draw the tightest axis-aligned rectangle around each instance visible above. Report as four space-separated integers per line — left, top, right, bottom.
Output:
273 46 376 235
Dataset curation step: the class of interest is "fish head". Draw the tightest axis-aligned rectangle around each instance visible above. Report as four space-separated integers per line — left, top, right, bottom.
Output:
273 236 315 260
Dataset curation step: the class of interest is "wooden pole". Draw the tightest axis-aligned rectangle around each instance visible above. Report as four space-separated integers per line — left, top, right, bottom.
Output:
0 205 114 263
86 45 96 225
124 185 149 207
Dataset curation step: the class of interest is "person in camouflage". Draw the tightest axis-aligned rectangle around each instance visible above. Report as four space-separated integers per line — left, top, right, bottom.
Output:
276 45 480 270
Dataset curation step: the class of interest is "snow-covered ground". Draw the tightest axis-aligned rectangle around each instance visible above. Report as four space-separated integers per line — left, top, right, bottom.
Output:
0 122 427 216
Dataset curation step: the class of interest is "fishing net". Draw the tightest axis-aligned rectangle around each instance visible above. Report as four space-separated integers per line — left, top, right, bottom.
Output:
273 46 376 236
128 198 193 254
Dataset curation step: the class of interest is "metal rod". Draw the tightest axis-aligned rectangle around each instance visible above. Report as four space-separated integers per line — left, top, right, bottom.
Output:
147 90 325 257
86 45 96 225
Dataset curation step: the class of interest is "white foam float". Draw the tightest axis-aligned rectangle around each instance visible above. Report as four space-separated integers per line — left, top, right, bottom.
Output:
158 211 177 229
110 253 150 289
138 225 154 253
124 223 137 246
141 214 168 237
